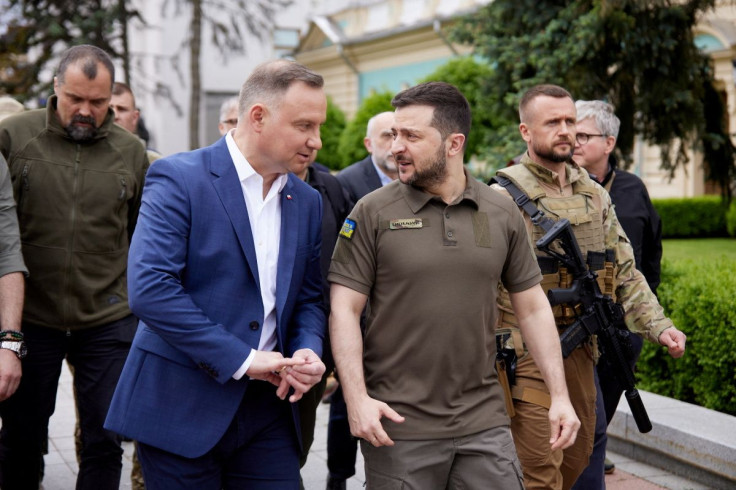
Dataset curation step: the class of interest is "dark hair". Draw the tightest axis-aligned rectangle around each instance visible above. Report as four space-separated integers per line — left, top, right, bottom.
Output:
57 45 115 89
112 81 136 107
519 84 573 123
391 81 471 149
238 60 323 116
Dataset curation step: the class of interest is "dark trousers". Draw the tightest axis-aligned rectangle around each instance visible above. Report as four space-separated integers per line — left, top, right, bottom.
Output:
572 334 644 489
570 370 607 490
297 375 327 468
599 334 644 424
326 385 358 481
137 380 300 489
0 315 136 490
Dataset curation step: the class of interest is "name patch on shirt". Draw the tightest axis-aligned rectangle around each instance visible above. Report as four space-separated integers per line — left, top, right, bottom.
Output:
390 218 423 230
340 218 357 240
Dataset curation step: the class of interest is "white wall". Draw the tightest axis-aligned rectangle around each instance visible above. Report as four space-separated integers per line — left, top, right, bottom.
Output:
124 0 319 156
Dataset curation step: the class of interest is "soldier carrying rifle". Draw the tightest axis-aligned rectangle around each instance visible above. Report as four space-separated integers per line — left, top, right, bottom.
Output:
489 84 686 490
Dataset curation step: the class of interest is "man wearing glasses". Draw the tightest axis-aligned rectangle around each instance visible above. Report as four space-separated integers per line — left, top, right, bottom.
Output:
218 96 239 136
490 84 686 490
571 100 663 488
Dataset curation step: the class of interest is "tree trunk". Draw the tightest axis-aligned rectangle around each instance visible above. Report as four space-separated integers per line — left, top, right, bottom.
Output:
119 0 131 85
189 0 202 150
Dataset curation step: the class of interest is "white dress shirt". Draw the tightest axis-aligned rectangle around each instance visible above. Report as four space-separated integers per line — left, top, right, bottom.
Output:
225 130 288 379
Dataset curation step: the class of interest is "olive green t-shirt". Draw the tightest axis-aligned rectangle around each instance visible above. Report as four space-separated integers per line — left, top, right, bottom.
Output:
328 173 542 440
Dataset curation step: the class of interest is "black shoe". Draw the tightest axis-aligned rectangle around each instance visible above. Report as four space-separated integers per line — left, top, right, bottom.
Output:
604 457 615 474
326 476 347 490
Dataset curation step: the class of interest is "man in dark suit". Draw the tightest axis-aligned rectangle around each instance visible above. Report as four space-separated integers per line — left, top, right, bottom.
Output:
326 110 397 489
105 60 327 489
337 111 397 203
571 100 662 488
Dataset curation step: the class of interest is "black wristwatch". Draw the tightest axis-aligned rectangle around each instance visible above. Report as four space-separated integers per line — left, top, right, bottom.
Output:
0 340 27 359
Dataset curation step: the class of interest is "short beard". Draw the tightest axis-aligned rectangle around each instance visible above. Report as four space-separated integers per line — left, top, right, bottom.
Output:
532 140 573 163
404 145 447 189
65 115 98 142
377 156 397 173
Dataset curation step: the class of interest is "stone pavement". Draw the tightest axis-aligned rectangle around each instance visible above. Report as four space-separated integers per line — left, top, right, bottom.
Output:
38 362 710 489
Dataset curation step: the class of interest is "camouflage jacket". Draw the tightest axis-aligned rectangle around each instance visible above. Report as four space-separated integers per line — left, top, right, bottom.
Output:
492 154 674 344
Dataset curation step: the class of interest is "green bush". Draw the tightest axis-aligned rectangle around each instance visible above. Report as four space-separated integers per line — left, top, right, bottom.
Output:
336 91 395 170
420 57 495 161
636 258 736 415
317 97 347 171
651 196 727 237
727 200 736 237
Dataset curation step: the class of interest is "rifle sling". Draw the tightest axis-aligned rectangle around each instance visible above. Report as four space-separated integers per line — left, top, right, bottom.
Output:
494 176 555 231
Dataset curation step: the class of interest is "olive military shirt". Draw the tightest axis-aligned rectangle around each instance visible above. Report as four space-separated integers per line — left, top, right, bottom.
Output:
328 171 542 440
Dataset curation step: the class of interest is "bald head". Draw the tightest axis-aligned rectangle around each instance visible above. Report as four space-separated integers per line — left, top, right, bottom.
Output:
364 111 397 177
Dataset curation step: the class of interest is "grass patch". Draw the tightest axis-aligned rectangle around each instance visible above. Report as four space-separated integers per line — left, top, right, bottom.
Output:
662 238 736 262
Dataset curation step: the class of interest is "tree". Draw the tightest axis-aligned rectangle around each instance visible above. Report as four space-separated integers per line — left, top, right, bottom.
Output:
317 97 347 171
452 0 735 198
0 0 140 101
160 0 292 149
420 56 505 171
336 91 394 169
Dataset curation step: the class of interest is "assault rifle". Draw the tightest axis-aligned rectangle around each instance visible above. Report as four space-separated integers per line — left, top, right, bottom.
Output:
536 218 652 433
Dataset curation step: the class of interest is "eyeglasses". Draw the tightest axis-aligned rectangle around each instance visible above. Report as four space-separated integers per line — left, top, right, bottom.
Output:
575 133 606 145
221 118 237 126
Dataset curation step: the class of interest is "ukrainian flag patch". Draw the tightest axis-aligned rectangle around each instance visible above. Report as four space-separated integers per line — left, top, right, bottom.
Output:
340 218 356 240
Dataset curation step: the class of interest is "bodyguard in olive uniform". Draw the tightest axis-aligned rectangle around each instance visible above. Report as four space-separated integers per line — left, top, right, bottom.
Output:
0 153 27 402
491 84 686 490
0 45 149 489
329 82 580 489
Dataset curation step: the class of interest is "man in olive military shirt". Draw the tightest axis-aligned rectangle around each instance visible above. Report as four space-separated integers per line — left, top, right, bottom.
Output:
328 82 580 488
0 45 148 490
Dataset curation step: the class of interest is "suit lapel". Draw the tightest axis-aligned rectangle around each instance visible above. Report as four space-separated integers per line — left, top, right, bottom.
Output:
208 139 260 287
363 156 383 191
276 177 298 320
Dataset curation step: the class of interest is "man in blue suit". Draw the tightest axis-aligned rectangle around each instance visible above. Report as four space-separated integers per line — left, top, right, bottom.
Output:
105 60 328 489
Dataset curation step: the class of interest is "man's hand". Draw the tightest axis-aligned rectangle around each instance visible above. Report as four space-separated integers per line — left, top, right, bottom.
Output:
346 393 404 447
0 350 21 401
548 396 580 451
278 348 326 403
245 350 305 389
658 327 686 358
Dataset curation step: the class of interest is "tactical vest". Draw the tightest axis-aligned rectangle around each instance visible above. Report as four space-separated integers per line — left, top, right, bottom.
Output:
496 164 617 331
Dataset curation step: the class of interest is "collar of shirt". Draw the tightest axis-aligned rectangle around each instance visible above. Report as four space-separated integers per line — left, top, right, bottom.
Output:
520 153 587 188
598 162 615 187
399 167 480 214
371 156 395 187
225 129 288 196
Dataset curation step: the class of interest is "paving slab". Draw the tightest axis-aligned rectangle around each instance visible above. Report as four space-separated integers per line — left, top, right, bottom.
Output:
32 363 709 489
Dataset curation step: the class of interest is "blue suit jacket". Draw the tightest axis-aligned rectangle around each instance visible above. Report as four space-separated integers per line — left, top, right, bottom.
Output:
105 137 326 458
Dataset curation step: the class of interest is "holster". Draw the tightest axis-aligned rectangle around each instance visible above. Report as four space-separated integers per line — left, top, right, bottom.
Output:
495 358 516 417
495 330 522 417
